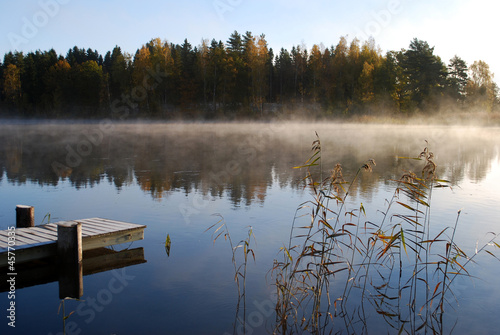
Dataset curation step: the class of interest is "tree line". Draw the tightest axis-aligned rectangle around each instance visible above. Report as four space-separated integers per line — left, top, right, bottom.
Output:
1 31 498 119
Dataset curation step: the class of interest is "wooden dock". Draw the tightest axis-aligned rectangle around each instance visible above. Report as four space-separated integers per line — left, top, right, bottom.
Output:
0 218 146 267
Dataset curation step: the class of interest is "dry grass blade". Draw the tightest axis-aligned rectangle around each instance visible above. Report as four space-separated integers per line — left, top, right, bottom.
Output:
206 215 258 333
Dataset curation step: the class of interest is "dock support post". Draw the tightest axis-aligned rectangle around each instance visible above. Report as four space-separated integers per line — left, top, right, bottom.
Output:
57 222 83 299
16 205 34 228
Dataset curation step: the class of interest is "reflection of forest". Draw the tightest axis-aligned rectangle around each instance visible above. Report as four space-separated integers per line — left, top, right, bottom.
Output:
0 123 498 206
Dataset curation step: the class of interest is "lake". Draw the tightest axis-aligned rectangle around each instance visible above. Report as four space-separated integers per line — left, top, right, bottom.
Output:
0 121 499 334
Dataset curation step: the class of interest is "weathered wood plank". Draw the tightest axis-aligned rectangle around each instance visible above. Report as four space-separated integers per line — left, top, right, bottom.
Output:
14 231 53 244
82 218 140 229
32 225 58 233
82 223 126 233
42 224 58 232
80 225 112 235
84 221 121 231
15 230 54 243
81 220 117 230
5 233 41 246
80 222 144 236
24 227 58 240
79 223 139 234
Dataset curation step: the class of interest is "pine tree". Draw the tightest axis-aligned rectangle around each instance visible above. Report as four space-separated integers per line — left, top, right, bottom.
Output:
447 55 468 102
402 38 447 109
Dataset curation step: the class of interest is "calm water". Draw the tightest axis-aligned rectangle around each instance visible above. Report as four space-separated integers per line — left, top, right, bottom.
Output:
0 121 499 334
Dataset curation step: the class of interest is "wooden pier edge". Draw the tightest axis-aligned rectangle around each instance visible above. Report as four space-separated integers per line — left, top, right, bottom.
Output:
0 208 146 267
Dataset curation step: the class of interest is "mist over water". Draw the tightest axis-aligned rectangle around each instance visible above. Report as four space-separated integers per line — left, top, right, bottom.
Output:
0 121 498 193
0 121 499 334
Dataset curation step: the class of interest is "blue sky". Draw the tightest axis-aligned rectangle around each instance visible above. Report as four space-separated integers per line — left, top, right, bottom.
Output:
0 0 498 78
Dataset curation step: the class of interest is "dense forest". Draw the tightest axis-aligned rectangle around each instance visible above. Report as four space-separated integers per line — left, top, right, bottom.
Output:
0 31 498 119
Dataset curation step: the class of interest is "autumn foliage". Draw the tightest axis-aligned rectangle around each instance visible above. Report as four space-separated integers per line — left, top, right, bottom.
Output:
0 32 498 118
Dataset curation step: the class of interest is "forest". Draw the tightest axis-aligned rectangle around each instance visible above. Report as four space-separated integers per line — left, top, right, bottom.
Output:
0 31 498 119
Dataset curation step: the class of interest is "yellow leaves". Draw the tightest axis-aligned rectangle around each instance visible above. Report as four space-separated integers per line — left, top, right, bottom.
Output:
359 61 375 102
2 64 21 101
467 60 497 111
53 59 71 71
134 38 173 79
132 46 152 86
335 36 348 58
309 44 324 73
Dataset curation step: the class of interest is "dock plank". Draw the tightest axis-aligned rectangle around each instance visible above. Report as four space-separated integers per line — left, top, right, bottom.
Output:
83 222 128 233
82 218 139 229
0 231 11 239
83 220 144 234
42 224 58 232
25 227 58 240
15 229 54 241
81 225 113 235
6 234 42 246
87 221 123 230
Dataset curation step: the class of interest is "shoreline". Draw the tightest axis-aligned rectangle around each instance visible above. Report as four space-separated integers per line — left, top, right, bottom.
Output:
1 111 500 127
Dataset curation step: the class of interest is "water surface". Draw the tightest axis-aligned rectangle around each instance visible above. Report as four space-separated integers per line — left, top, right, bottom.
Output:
0 121 499 334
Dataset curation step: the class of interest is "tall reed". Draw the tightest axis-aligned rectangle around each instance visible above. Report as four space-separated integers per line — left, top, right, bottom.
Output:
207 214 256 334
272 135 499 334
